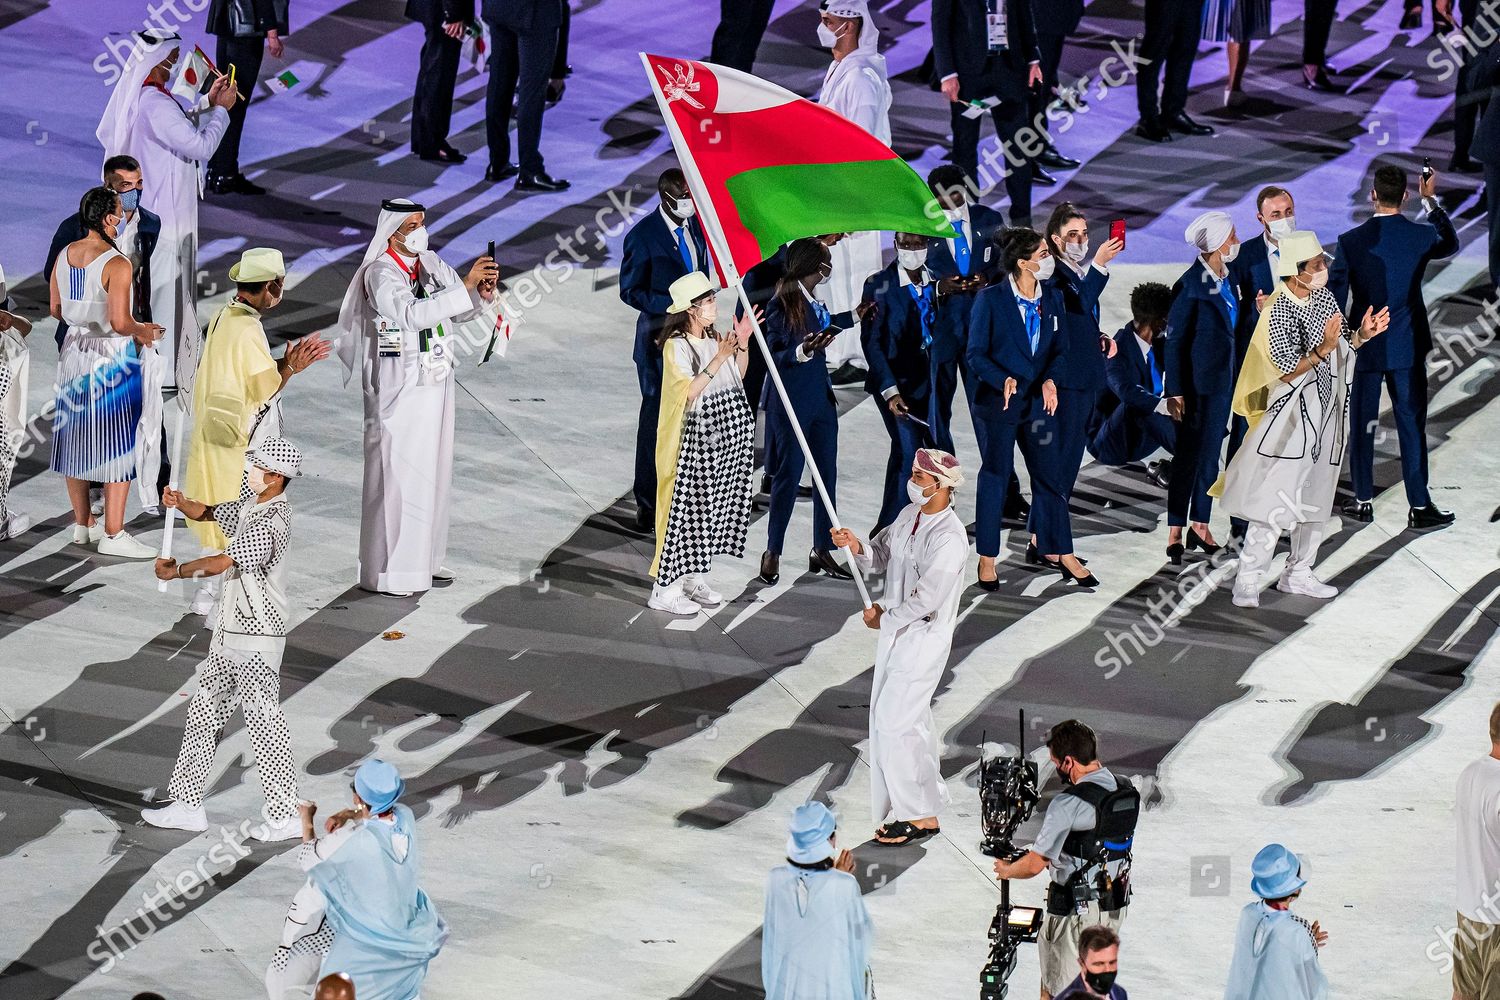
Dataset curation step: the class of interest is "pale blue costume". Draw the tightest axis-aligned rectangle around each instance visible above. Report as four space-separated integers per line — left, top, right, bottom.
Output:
308 762 448 1000
761 803 874 1000
1224 843 1328 1000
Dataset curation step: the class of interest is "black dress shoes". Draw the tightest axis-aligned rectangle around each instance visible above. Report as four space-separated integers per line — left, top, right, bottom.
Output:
419 146 466 164
1057 561 1099 588
1408 503 1456 529
1168 112 1214 137
1031 164 1057 187
1134 118 1174 143
1341 498 1374 522
809 548 853 580
1002 493 1031 523
1147 459 1172 489
516 171 571 192
1037 146 1080 170
759 551 780 585
208 172 266 195
1302 67 1337 92
633 505 654 533
1399 7 1421 29
1450 157 1484 174
486 162 520 182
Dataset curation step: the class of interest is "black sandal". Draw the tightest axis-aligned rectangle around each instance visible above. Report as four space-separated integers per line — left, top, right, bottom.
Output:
874 820 940 845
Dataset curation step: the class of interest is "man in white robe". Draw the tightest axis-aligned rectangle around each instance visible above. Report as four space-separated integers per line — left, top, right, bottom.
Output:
335 199 506 597
97 29 236 393
815 0 892 377
831 448 969 844
0 264 32 540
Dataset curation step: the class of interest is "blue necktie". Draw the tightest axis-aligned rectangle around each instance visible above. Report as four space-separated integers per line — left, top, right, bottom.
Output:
909 283 936 348
811 299 831 332
1147 348 1162 394
676 226 694 272
951 220 972 277
1218 279 1238 331
1020 297 1040 354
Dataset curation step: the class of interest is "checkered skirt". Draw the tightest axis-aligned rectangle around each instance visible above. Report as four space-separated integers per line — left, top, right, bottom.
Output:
655 387 755 587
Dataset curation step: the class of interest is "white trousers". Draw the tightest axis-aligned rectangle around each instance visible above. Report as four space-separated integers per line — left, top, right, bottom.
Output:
1236 519 1326 585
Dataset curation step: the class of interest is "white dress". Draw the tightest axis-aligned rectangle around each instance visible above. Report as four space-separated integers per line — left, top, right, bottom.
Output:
1220 286 1355 529
852 501 969 822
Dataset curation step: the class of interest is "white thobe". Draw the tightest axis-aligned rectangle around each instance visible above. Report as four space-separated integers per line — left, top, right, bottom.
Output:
357 251 501 593
119 88 228 390
817 52 891 369
852 501 969 822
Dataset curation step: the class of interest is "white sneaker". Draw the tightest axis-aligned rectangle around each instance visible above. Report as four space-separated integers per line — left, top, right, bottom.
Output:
681 577 723 607
89 488 104 517
648 585 701 616
142 801 208 832
97 530 157 559
432 566 456 582
1277 569 1338 599
249 814 301 842
1231 574 1261 609
0 512 31 539
72 521 104 545
189 586 216 615
140 504 162 517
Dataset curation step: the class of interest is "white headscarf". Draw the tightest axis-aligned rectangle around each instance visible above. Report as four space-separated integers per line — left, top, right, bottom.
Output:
1184 210 1234 255
825 0 881 56
96 30 180 158
334 199 424 385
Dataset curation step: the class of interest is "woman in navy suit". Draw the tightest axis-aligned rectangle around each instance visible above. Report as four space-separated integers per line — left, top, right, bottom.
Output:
759 239 850 586
1161 211 1240 563
966 229 1068 590
1031 203 1125 587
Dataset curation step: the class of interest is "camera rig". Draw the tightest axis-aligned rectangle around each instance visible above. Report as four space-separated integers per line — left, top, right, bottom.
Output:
978 710 1042 1000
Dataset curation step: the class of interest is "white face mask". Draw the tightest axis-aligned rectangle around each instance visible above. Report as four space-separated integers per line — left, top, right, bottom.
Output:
1266 216 1296 240
897 247 928 271
907 479 936 505
399 226 429 255
246 466 273 497
1031 255 1055 281
941 204 966 223
1304 268 1329 291
1061 240 1088 264
674 197 696 219
816 21 845 47
1221 241 1240 263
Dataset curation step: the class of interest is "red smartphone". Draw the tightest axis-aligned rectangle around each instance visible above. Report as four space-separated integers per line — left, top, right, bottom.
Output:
1109 218 1127 249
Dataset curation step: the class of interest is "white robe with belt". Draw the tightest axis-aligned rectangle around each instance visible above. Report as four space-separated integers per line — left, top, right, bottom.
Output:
817 51 891 369
356 252 500 593
852 501 968 822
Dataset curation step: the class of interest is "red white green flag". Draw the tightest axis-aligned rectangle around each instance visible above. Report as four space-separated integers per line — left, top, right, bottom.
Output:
641 53 950 284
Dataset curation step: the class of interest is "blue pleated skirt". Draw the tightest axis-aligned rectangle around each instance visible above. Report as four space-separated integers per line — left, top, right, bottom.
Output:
50 334 143 482
1202 0 1271 41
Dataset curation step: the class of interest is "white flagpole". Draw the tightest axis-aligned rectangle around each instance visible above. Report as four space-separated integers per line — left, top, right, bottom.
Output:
640 52 872 608
157 392 187 593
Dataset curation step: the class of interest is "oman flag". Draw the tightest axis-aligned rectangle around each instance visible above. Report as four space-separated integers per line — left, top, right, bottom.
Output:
641 53 950 284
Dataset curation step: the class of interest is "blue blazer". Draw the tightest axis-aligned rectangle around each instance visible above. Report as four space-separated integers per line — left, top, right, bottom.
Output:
1103 324 1164 415
1228 232 1277 361
1045 262 1109 391
1329 208 1458 372
45 207 161 347
926 203 1004 364
619 208 709 365
966 278 1065 424
764 295 836 419
1162 258 1238 398
860 263 938 404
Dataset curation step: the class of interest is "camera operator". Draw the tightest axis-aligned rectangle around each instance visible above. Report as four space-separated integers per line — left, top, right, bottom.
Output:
992 720 1134 1000
1055 925 1127 999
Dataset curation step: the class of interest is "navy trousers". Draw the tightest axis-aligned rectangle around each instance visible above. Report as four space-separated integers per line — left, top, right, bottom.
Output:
633 351 662 513
1166 389 1231 527
1089 407 1176 466
1028 386 1096 555
766 399 839 555
1349 366 1431 508
974 402 1046 558
874 397 934 534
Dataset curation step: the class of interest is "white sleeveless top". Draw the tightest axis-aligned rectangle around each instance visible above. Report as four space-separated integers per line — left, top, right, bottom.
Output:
56 246 123 338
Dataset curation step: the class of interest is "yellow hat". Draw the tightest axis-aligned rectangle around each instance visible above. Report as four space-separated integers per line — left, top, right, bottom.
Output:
229 247 286 283
665 271 717 314
1275 231 1328 277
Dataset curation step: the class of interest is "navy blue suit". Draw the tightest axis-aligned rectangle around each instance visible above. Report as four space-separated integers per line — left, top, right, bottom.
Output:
763 296 839 555
1162 258 1238 527
407 0 472 157
861 263 940 533
1030 261 1108 555
46 208 161 346
1224 232 1279 532
967 278 1066 557
739 245 787 475
925 203 1004 456
1329 205 1458 508
1089 324 1176 465
619 208 710 513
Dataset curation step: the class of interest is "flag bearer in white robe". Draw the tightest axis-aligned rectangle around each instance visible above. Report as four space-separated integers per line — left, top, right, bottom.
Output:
97 30 237 392
831 448 970 845
762 802 874 1000
335 199 505 597
0 263 32 540
144 437 305 841
815 0 892 378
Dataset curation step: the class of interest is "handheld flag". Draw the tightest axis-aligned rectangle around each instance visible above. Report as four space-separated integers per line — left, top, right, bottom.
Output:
169 45 218 103
265 69 300 95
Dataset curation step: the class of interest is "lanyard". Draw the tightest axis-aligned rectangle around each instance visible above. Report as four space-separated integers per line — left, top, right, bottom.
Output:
386 248 417 281
386 249 442 351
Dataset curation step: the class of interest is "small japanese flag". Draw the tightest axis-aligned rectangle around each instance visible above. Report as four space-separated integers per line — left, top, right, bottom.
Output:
169 45 218 103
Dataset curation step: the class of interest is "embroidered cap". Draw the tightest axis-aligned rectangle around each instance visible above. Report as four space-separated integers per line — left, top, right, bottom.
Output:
913 448 964 489
246 436 304 478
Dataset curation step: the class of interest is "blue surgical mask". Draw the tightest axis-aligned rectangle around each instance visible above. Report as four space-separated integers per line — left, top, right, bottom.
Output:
119 189 140 214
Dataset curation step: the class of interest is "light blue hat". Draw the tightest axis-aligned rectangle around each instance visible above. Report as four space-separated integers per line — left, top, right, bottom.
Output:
354 759 405 814
1250 843 1307 899
786 802 837 864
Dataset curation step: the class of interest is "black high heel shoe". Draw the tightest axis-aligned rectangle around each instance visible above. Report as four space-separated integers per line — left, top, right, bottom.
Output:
1185 527 1221 555
809 549 853 580
1166 542 1185 566
1026 542 1085 567
976 559 1000 592
1057 561 1100 588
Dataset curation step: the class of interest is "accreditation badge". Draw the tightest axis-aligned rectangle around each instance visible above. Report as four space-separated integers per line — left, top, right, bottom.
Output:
376 319 403 358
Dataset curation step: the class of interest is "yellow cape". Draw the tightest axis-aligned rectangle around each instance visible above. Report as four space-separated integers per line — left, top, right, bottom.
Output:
649 337 697 577
183 302 281 549
1208 284 1287 499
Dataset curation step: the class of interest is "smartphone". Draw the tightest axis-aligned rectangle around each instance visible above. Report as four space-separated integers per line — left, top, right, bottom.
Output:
1422 156 1433 182
1109 218 1127 249
486 239 495 261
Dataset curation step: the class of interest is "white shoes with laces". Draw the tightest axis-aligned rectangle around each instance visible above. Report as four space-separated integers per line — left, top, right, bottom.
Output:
681 576 723 608
0 512 30 539
250 814 301 842
142 801 208 832
97 529 157 559
648 582 702 616
1277 568 1338 599
72 520 105 545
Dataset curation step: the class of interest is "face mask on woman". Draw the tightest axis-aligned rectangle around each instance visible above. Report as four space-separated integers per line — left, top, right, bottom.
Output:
1060 239 1089 264
1030 255 1055 281
907 478 937 505
692 297 718 327
1220 241 1240 263
1303 268 1329 291
399 226 429 255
